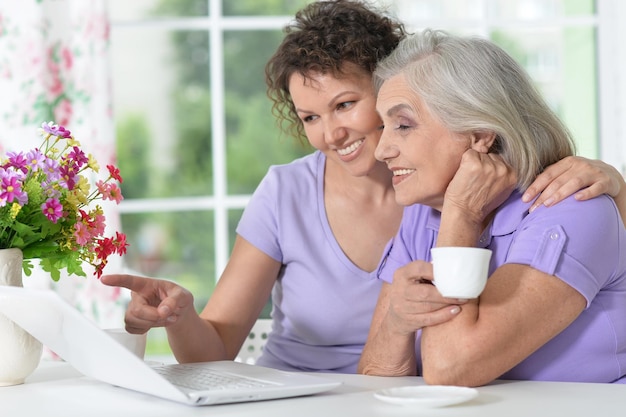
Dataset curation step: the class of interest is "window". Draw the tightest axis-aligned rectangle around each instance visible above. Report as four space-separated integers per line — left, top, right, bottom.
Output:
108 0 626 355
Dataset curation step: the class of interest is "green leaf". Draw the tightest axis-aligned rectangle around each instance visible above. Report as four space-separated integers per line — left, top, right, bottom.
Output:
40 258 61 282
21 240 61 259
22 260 34 276
12 221 37 237
66 259 87 277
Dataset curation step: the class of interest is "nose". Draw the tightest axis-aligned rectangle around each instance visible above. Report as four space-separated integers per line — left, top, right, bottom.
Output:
374 127 395 162
323 117 348 146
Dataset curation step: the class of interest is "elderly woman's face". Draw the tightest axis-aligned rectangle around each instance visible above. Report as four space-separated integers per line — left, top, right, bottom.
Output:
374 73 470 209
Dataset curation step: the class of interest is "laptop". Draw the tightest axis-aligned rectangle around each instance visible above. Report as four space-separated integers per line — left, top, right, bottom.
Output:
0 286 341 406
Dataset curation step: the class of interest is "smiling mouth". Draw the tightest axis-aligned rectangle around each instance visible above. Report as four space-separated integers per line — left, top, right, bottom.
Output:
337 139 364 156
393 169 414 176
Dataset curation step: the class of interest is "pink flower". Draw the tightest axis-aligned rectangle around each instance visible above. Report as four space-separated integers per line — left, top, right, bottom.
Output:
73 222 92 246
67 146 88 169
0 169 27 205
92 213 106 236
41 121 72 138
59 163 78 190
5 151 29 174
41 198 64 223
42 157 61 181
96 180 123 203
107 183 124 204
26 149 45 172
95 179 107 195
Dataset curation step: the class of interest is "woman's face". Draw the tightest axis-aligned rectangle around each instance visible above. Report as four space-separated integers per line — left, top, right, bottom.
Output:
374 73 470 209
288 66 384 178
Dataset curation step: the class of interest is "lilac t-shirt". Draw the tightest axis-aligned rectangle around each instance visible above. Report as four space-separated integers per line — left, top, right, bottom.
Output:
379 191 626 383
236 151 382 373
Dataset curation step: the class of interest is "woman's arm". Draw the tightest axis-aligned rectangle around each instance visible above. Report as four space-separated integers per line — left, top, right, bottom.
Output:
438 150 516 246
420 263 586 387
358 262 464 376
357 282 418 376
440 153 626 246
359 261 586 386
102 236 280 363
427 155 605 386
186 236 280 361
524 156 626 224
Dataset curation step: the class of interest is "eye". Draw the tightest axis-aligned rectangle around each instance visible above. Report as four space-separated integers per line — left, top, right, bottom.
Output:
377 125 385 131
393 116 416 133
302 114 318 123
336 101 354 110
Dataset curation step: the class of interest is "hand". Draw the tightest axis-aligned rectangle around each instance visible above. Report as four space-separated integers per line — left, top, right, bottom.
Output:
100 274 195 334
445 150 517 225
523 156 626 212
385 261 465 335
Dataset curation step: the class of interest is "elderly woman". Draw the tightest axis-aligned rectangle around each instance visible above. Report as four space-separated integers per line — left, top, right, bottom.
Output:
358 29 626 386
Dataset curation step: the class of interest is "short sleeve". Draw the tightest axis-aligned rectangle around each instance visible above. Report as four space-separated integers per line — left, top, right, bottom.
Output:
236 166 283 262
505 195 623 306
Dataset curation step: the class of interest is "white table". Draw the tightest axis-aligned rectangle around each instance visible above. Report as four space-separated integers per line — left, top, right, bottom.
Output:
3 360 625 416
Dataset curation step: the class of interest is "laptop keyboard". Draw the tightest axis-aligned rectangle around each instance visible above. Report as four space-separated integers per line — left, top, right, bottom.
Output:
152 364 280 391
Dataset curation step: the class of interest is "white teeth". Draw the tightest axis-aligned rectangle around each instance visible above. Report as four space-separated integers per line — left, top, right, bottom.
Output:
393 169 414 176
337 139 364 156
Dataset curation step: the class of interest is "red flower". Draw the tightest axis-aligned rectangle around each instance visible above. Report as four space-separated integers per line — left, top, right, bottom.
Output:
106 164 123 183
95 237 115 260
113 232 128 255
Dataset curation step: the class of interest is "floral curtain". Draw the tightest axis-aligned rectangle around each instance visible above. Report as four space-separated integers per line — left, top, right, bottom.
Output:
0 0 127 332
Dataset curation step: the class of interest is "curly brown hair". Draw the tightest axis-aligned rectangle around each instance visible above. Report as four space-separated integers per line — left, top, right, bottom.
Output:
265 0 406 142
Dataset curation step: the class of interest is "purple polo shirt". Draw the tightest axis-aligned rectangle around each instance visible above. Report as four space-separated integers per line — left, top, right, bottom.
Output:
378 191 626 383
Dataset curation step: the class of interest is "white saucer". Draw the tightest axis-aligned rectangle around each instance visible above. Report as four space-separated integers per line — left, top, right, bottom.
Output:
374 385 479 408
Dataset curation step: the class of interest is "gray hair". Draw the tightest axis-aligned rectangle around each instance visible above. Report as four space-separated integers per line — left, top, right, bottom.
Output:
373 29 575 190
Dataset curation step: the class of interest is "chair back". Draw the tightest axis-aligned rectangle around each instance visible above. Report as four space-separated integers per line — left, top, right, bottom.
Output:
236 318 272 365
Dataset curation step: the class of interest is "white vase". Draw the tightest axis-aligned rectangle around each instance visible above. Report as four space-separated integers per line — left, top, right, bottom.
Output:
0 248 43 386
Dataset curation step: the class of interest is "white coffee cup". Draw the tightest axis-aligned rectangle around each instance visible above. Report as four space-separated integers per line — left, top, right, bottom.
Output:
104 328 147 359
430 247 492 299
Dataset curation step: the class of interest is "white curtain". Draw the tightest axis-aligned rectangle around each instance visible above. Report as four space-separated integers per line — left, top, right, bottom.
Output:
0 0 126 331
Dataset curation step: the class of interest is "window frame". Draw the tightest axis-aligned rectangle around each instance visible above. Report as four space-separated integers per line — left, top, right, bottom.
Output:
597 0 626 173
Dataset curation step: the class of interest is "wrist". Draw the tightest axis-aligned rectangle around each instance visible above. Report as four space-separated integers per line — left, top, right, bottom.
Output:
437 201 483 247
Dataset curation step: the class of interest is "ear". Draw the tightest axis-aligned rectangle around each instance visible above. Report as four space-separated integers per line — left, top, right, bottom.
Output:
469 130 497 153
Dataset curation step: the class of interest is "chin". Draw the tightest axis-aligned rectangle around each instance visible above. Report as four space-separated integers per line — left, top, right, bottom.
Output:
394 190 438 208
346 159 378 177
393 193 418 207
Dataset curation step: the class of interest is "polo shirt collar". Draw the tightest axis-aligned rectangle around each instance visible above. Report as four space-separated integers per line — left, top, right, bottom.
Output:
479 190 532 246
423 190 531 248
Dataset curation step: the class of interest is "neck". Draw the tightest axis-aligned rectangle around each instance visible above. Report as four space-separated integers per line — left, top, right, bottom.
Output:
325 159 395 201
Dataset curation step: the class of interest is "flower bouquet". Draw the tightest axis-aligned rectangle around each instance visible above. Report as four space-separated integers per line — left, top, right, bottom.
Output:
0 122 127 281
